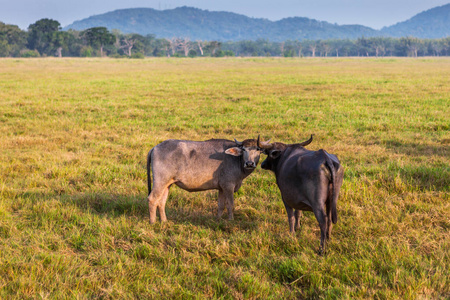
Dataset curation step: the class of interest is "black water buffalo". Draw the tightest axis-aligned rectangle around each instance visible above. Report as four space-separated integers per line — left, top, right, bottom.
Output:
146 137 266 223
259 135 344 255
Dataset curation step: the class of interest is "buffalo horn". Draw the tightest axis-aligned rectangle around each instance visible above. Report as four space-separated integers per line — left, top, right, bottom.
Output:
298 134 314 147
257 135 272 149
234 138 243 146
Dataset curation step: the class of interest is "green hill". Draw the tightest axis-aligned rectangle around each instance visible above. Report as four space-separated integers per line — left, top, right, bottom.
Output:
381 4 450 38
64 6 379 41
64 5 450 41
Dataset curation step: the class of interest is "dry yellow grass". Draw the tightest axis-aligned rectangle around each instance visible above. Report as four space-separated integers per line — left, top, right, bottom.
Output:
0 57 449 298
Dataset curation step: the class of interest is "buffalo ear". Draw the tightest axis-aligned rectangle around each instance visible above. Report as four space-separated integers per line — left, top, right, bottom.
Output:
225 147 243 156
269 150 282 159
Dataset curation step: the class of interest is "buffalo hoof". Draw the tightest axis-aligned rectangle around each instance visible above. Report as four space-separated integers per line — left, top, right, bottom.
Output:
317 247 326 256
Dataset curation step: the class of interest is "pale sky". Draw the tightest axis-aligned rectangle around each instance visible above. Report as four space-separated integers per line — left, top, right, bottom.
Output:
1 0 449 30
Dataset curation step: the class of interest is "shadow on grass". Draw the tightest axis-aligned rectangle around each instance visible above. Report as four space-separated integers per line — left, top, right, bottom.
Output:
395 165 450 192
166 205 261 232
382 140 450 192
384 140 449 158
41 191 261 232
61 192 148 218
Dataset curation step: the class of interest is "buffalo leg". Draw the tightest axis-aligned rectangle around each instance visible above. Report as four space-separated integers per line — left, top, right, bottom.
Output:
158 187 170 222
294 210 303 231
326 204 333 240
283 202 296 233
313 208 328 255
326 177 340 240
217 190 226 219
222 187 235 220
148 184 170 224
148 192 159 224
226 195 235 220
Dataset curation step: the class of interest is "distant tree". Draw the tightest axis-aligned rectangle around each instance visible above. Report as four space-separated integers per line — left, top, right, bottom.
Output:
120 39 135 56
331 39 343 57
235 40 257 56
82 27 115 56
255 39 277 56
64 29 86 57
0 39 10 57
208 41 221 56
443 37 450 55
379 38 394 56
334 39 355 56
142 34 156 56
283 44 295 57
309 43 317 57
128 34 146 55
296 41 303 57
178 38 193 56
53 31 73 57
280 42 285 56
398 37 423 57
197 40 206 56
369 38 386 57
215 50 226 57
166 38 178 56
407 37 423 57
223 50 235 57
0 22 27 57
429 39 443 56
3 21 450 59
393 38 408 56
118 34 144 56
320 41 332 57
20 49 40 57
188 49 197 58
27 18 61 55
356 37 370 56
152 38 170 57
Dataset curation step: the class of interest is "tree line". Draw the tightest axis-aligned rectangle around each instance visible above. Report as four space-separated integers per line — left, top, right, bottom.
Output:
1 18 450 58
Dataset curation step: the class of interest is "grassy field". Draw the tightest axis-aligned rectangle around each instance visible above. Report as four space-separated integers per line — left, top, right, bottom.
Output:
0 57 449 299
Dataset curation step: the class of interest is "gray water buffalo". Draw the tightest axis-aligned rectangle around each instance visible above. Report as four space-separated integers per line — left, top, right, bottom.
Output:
259 135 344 255
146 137 266 223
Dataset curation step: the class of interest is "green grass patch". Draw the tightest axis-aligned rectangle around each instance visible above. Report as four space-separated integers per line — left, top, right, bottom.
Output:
0 57 449 298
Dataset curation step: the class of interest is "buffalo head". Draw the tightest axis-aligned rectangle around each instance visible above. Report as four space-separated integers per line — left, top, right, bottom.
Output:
225 136 270 170
259 135 314 170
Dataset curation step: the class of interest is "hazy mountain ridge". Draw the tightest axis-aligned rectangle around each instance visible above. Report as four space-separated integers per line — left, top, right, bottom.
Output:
64 5 450 41
381 4 450 38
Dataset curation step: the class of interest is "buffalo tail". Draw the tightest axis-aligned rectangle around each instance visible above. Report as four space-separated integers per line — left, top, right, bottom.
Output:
147 149 153 196
323 151 338 224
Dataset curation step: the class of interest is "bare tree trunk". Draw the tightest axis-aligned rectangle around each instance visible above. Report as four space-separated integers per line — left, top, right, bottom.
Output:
310 45 316 57
56 47 62 58
120 38 135 56
167 38 178 56
197 41 204 56
408 45 418 57
178 38 192 56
